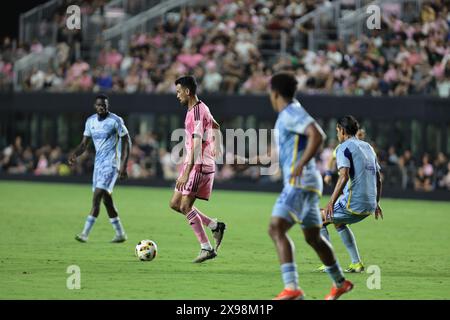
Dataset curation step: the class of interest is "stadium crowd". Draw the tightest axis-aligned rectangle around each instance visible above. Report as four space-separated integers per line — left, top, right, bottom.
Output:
1 135 450 192
2 0 450 97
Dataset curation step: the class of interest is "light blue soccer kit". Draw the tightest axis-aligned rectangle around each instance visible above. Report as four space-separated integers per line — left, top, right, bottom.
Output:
83 113 129 193
272 100 323 229
332 137 380 224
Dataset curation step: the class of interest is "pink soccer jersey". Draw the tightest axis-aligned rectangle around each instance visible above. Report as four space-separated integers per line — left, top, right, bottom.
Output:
184 100 216 173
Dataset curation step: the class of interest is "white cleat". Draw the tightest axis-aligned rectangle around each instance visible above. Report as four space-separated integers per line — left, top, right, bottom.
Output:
75 234 88 243
111 233 127 243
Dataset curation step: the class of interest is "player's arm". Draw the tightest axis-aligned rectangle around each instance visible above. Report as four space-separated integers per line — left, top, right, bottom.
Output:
68 136 91 166
119 135 130 180
324 166 350 220
375 170 383 220
211 117 223 160
212 117 220 129
324 156 336 185
291 122 325 180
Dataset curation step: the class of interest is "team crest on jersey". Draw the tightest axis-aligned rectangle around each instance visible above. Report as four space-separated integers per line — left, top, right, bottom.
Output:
102 123 114 132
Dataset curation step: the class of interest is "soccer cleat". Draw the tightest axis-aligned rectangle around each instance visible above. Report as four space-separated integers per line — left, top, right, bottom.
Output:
344 262 365 273
211 222 226 251
315 264 326 273
111 233 127 243
75 234 88 243
193 248 217 263
273 288 305 300
325 280 354 300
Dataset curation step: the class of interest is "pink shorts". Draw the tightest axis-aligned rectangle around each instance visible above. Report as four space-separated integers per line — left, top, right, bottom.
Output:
175 167 215 201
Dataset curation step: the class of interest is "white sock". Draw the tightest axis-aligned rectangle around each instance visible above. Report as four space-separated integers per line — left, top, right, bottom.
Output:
208 219 218 230
82 215 96 236
109 217 125 236
201 242 212 250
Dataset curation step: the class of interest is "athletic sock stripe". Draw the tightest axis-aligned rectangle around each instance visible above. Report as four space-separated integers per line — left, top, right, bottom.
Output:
187 211 197 220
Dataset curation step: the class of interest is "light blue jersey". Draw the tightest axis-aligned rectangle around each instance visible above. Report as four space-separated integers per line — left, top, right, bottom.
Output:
272 100 324 229
335 137 380 215
83 112 129 193
274 99 323 195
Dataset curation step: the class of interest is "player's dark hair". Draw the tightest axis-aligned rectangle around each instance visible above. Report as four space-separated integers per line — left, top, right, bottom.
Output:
175 76 197 95
95 94 109 101
337 115 360 136
270 72 298 100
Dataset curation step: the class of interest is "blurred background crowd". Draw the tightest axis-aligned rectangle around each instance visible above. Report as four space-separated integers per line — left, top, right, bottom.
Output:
2 0 450 97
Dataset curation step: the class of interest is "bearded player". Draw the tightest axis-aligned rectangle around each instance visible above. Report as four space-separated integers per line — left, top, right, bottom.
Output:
169 76 226 263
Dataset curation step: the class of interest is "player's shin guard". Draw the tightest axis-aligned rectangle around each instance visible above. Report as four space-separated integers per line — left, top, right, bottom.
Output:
280 263 299 290
187 209 212 250
81 215 96 236
320 225 331 242
337 225 361 264
325 262 345 288
193 207 218 230
109 217 125 236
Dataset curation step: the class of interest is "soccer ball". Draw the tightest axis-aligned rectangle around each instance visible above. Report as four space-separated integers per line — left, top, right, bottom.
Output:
135 240 158 261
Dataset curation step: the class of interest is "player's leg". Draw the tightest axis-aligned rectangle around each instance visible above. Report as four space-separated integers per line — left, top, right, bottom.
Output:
300 191 353 300
75 188 104 242
302 227 353 300
103 192 127 243
179 194 216 263
334 223 364 272
169 191 183 213
269 217 304 300
270 188 304 300
315 209 332 272
193 172 226 251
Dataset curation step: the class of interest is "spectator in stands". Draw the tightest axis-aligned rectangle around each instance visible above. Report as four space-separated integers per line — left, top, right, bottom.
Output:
434 152 448 188
415 167 433 191
388 146 399 165
438 162 450 190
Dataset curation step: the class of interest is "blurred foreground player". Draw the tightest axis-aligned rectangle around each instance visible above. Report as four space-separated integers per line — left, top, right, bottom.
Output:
267 72 353 300
69 94 130 243
169 76 226 263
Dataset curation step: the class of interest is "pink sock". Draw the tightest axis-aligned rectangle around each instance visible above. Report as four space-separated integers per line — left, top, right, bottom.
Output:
194 207 217 229
186 209 211 248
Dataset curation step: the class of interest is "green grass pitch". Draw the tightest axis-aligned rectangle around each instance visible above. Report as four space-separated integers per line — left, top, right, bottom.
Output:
0 181 449 300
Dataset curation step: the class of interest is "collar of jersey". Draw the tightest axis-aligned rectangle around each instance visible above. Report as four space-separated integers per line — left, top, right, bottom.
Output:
97 112 110 121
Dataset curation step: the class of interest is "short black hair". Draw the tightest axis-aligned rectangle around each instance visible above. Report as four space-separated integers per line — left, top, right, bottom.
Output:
270 72 298 100
337 115 360 136
175 76 197 95
95 94 109 101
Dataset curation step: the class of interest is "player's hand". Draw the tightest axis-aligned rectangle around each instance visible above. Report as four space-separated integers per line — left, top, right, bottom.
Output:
324 174 332 185
324 201 334 221
119 166 128 180
68 154 77 166
375 204 383 220
290 164 303 183
176 173 189 191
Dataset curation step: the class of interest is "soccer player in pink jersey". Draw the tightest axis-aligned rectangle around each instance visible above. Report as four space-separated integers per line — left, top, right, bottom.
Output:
169 76 226 263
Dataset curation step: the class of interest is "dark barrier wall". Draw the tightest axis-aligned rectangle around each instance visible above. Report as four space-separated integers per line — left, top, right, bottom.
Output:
1 93 450 121
1 174 449 201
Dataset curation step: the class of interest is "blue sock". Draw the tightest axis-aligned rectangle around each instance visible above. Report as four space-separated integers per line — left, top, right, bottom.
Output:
320 225 330 242
110 217 125 236
337 225 361 264
325 262 345 288
280 263 299 290
81 215 96 236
